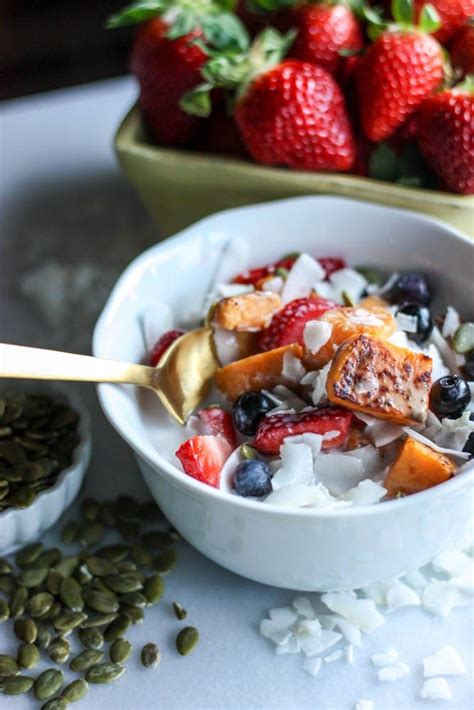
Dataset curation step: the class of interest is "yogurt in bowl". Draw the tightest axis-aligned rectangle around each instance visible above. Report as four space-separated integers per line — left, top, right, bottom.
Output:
93 196 474 591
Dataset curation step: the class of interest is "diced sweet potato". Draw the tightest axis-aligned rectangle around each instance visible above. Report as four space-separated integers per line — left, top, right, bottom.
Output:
384 437 456 497
304 305 396 369
212 292 281 332
359 295 390 310
326 334 432 425
215 343 303 401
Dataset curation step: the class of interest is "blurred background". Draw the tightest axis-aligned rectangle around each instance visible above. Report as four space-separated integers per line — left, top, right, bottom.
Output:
0 0 132 101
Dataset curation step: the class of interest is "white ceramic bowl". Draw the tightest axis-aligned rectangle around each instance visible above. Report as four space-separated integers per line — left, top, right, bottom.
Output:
0 389 91 555
93 196 474 591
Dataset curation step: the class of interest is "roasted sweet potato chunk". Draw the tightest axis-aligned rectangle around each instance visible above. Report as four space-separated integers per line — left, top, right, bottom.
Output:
212 291 281 332
384 437 456 497
304 305 396 368
215 343 303 401
326 334 432 425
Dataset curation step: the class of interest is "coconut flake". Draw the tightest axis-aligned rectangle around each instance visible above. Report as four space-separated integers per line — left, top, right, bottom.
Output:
324 649 343 663
216 283 254 298
302 657 322 677
141 302 174 353
430 327 461 376
377 662 410 682
420 677 452 700
342 480 387 506
432 411 474 453
261 276 284 295
305 362 331 406
292 596 316 619
346 445 384 477
431 549 474 578
371 648 399 667
213 328 244 366
269 607 298 627
318 615 338 630
426 343 451 381
404 428 470 461
333 618 362 647
281 254 325 304
275 635 301 655
403 569 427 589
266 385 308 413
321 593 385 633
442 306 461 338
329 268 368 304
304 320 333 355
396 312 418 334
313 454 365 495
386 580 421 611
271 443 314 490
361 580 393 606
219 447 243 494
423 646 466 677
354 701 375 710
298 629 343 657
422 582 460 618
282 351 306 383
214 238 250 287
260 620 292 645
265 482 342 509
345 644 354 663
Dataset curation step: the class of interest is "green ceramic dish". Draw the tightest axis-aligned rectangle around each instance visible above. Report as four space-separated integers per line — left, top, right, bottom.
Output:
115 104 474 238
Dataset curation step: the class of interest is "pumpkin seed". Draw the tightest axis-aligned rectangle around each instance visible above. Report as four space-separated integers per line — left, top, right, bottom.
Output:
0 654 20 676
120 605 144 624
109 638 132 664
141 643 161 668
54 555 79 578
142 531 173 549
78 626 104 650
46 570 63 596
10 586 28 618
85 662 125 684
176 627 199 656
34 669 64 700
27 591 54 617
83 589 119 614
8 485 36 508
130 543 153 568
240 443 258 460
96 544 128 562
0 675 34 695
70 649 104 672
121 591 147 608
54 612 87 634
41 601 61 621
86 556 117 577
105 574 143 594
0 574 16 594
0 597 9 622
60 521 80 545
36 548 62 568
143 574 164 604
103 614 131 642
60 577 84 612
0 557 12 574
115 560 137 573
17 642 40 669
16 543 43 568
61 678 89 703
117 520 140 540
49 637 71 664
79 522 105 547
42 698 68 710
81 498 102 522
453 322 474 354
36 624 52 649
79 612 118 629
153 548 177 575
14 617 38 643
19 565 48 588
173 602 187 621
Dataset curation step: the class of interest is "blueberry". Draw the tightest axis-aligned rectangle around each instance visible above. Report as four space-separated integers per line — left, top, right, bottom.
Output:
463 432 474 459
232 391 274 436
396 302 433 345
464 351 474 381
388 272 431 307
430 376 471 419
233 460 273 498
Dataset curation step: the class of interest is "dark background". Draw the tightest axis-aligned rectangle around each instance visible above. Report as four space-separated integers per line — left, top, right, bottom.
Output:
0 0 133 101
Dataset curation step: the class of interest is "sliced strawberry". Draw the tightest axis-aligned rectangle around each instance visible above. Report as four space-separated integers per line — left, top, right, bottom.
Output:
253 408 354 456
260 297 336 351
199 406 238 448
175 435 233 488
232 256 298 285
150 330 185 367
318 257 347 277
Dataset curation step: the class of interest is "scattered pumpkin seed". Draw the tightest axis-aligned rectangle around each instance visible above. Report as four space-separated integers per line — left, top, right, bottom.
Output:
60 521 80 545
121 591 147 608
59 576 84 612
49 637 71 664
141 642 161 668
79 612 118 629
109 638 132 664
78 626 104 649
19 565 48 588
42 698 68 710
103 614 131 642
16 543 43 568
13 617 38 643
81 498 102 522
54 612 87 634
0 597 10 622
85 662 126 684
27 591 55 617
143 574 164 604
83 589 119 614
0 654 20 676
46 570 63 596
173 602 187 621
104 574 143 594
61 678 89 703
130 543 152 568
153 548 177 575
79 522 105 547
120 604 144 624
96 544 129 562
17 642 40 669
0 675 34 695
85 556 117 578
176 627 199 656
36 624 52 650
70 649 104 672
34 669 64 700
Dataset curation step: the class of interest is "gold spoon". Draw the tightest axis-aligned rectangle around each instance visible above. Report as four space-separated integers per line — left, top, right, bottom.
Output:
0 328 218 425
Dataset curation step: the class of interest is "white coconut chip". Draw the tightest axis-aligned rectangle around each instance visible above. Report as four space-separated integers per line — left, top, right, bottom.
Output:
344 644 355 663
321 593 385 633
389 330 423 352
141 302 174 354
281 254 325 304
333 618 362 647
422 581 460 618
260 620 292 646
431 549 474 578
403 569 428 589
284 433 323 459
385 580 421 611
346 445 384 477
303 320 333 355
423 645 466 677
448 574 474 595
361 580 393 606
318 615 338 630
342 480 387 506
329 268 368 304
313 453 365 495
307 362 332 406
269 607 298 628
271 443 314 491
420 677 452 700
377 662 410 682
219 447 243 495
302 657 322 677
324 649 343 663
432 411 474 453
426 343 451 381
266 385 308 413
442 306 461 338
371 648 399 667
261 276 284 295
265 483 343 509
396 312 418 334
292 596 316 619
404 428 470 461
354 700 375 710
282 351 306 383
213 328 244 366
298 629 343 658
216 283 254 298
275 635 301 655
430 327 461 376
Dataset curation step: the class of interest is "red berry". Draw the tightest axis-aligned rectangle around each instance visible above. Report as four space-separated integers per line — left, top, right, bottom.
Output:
357 31 444 142
414 0 474 44
260 297 336 351
232 256 298 285
199 407 238 448
317 257 347 278
450 24 474 77
131 19 207 147
150 330 185 367
175 435 233 488
235 60 356 172
253 408 354 456
196 109 248 158
418 87 474 195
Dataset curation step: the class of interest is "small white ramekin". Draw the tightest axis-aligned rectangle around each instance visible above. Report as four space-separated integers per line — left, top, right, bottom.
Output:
0 390 91 555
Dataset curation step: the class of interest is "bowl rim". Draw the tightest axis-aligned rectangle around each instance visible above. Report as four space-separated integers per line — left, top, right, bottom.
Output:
0 386 91 522
93 195 474 520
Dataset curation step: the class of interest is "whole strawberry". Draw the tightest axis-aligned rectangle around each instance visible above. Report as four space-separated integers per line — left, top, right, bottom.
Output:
357 0 445 141
414 0 474 44
418 80 474 194
108 1 249 147
450 24 474 78
183 29 356 171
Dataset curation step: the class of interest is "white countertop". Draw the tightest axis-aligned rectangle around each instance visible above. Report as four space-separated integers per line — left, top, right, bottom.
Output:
0 79 473 710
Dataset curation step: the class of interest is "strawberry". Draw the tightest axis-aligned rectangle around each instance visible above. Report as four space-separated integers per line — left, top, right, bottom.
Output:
199 406 238 447
414 0 474 44
418 80 474 194
280 2 365 77
150 330 185 367
357 0 444 142
175 435 233 488
450 24 474 77
232 255 299 285
253 407 354 455
317 257 347 277
108 1 249 147
182 29 356 171
195 109 248 157
260 296 336 351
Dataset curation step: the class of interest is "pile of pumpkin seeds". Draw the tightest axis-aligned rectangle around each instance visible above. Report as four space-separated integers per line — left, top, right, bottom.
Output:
0 392 80 512
0 495 199 706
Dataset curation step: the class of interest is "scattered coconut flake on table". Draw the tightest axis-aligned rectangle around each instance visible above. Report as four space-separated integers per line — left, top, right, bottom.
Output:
431 549 474 578
275 636 301 655
420 677 453 700
269 607 298 628
281 254 325 304
260 620 292 646
303 320 332 355
293 597 315 620
422 581 461 618
333 617 362 647
354 701 375 710
423 646 466 677
345 644 355 663
302 657 322 677
386 580 421 611
324 649 343 663
321 593 385 633
371 648 399 667
377 662 410 682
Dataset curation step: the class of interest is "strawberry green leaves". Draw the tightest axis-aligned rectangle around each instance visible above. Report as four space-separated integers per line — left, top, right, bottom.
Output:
364 0 440 39
107 0 170 28
417 4 441 34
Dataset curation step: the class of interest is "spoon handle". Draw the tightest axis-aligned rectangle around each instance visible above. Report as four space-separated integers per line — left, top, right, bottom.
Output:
0 343 157 389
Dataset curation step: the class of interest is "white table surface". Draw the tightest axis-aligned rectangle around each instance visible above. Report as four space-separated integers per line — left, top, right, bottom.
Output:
0 78 473 710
